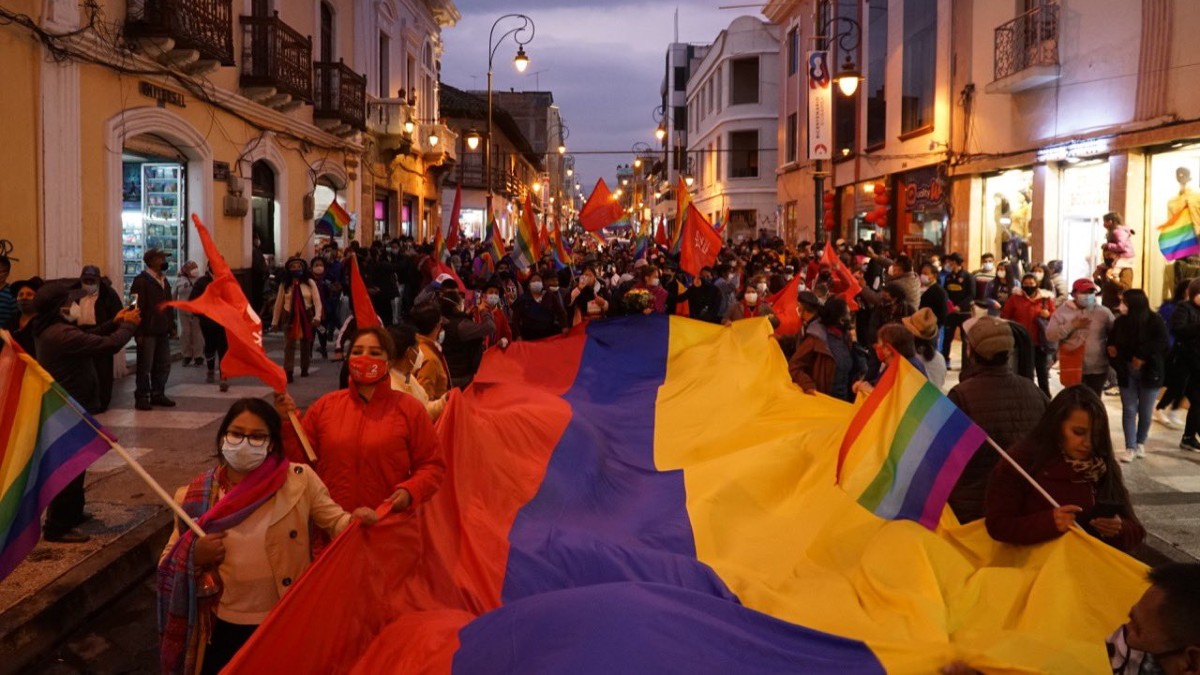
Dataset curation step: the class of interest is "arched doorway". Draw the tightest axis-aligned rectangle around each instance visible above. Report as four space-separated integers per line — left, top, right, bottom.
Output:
251 160 277 260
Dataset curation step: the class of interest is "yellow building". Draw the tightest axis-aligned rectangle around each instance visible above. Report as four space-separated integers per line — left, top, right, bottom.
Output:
0 0 457 294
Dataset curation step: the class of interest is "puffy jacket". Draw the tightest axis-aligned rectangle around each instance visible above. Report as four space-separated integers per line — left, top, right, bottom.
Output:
1103 226 1135 259
789 321 836 395
946 364 1049 523
1046 300 1114 375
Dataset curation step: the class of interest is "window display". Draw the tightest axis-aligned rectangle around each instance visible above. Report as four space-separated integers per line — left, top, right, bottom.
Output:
1058 160 1110 286
121 160 185 298
1148 144 1200 303
982 169 1033 271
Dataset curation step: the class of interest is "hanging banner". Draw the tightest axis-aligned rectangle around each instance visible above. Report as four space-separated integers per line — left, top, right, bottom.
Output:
807 51 832 160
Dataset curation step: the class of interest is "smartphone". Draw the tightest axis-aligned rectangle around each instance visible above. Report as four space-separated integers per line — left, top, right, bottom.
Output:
1091 501 1122 519
127 293 139 310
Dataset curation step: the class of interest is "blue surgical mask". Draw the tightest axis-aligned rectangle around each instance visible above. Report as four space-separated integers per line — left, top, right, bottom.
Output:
1075 294 1095 309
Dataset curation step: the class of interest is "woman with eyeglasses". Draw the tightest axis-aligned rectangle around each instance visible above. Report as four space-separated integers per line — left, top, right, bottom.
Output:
274 326 446 514
157 398 379 675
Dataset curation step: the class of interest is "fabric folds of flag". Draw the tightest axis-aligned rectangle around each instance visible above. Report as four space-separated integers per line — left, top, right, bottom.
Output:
482 215 505 268
446 185 462 251
511 194 540 271
1157 207 1200 261
654 217 669 247
314 200 350 237
228 317 1146 675
165 216 288 392
822 243 863 311
346 254 381 329
579 178 625 232
549 220 573 270
671 177 692 255
836 357 986 530
678 204 722 276
0 331 114 581
768 274 803 336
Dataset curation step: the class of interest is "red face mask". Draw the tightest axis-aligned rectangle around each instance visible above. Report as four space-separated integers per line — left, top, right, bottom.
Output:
348 355 389 384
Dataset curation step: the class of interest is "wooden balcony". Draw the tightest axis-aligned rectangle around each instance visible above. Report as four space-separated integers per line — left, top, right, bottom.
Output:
314 60 366 135
987 3 1061 94
126 0 234 73
240 13 312 110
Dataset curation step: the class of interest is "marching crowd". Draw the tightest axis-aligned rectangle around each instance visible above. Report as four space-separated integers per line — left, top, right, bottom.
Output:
1 212 1200 673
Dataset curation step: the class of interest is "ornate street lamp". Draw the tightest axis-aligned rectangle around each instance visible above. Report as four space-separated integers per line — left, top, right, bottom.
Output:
486 15 536 216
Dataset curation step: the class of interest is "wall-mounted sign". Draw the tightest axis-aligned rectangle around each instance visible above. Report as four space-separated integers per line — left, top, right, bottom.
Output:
213 161 230 181
807 51 832 160
139 81 186 108
1036 138 1110 163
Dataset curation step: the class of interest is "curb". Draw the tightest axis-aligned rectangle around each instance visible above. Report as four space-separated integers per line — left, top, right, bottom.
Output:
0 512 172 675
1136 531 1199 567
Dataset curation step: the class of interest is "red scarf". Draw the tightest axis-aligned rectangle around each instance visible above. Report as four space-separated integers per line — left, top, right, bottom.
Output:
288 282 314 342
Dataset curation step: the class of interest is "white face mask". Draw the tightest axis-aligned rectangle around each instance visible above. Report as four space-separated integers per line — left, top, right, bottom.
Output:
982 262 995 272
221 438 269 473
756 282 768 293
61 303 81 323
744 292 759 305
437 329 446 345
81 282 99 295
920 274 932 287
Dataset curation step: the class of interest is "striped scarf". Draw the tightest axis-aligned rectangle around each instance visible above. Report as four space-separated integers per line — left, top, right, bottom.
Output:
157 454 288 675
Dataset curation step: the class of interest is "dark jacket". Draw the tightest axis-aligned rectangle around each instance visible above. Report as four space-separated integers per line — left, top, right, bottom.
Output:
942 269 976 313
985 448 1145 553
1169 301 1200 375
919 283 949 327
680 281 723 324
946 363 1049 524
512 291 567 341
442 309 495 387
129 270 175 336
35 319 137 413
1108 312 1169 388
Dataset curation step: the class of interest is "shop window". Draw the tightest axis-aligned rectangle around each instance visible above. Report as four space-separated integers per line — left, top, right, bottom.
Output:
901 0 936 135
1059 160 1110 285
730 57 759 105
866 0 887 148
729 130 759 178
1148 144 1200 304
786 112 798 163
982 169 1034 267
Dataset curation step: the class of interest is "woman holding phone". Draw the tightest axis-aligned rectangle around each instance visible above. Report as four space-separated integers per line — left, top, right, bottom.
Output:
984 385 1144 553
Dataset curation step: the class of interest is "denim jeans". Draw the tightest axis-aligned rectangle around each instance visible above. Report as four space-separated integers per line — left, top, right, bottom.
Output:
1119 370 1159 449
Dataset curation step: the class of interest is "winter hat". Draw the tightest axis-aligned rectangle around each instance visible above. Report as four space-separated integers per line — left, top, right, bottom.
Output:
902 307 939 341
967 317 1014 359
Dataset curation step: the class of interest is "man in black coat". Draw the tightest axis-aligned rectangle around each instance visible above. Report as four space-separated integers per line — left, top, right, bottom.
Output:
941 253 976 369
33 282 140 542
129 248 176 410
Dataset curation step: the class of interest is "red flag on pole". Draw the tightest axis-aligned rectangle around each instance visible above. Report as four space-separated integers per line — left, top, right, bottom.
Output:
579 178 625 232
678 204 722 277
768 274 804 336
822 243 862 311
446 184 462 250
348 253 382 328
165 215 288 393
654 217 669 247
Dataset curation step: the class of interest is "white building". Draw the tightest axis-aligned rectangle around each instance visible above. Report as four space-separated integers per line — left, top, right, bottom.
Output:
687 16 782 240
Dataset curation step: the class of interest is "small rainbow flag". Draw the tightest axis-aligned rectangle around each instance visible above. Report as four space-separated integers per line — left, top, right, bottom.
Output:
482 214 505 268
315 200 351 236
1158 207 1200 261
671 177 691 255
836 356 986 530
0 331 115 580
511 194 540 271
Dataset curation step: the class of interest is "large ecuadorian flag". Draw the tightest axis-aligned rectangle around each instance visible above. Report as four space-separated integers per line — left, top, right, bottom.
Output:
228 317 1148 674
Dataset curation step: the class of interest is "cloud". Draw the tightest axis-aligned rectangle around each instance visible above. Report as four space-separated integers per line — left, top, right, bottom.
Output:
440 2 756 183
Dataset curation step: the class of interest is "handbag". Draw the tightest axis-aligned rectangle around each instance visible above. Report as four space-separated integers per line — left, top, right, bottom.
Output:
1058 342 1085 387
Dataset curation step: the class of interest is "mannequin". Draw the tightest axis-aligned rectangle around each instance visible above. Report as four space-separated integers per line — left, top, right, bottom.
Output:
1165 166 1200 298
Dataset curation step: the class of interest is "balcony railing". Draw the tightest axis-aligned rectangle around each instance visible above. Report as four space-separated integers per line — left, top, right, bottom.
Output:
314 60 366 132
126 0 235 66
993 3 1059 82
240 12 312 105
366 97 417 138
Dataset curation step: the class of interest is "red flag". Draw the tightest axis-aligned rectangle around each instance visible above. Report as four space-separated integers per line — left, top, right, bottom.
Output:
446 184 462 250
579 178 625 232
768 274 803 336
678 204 722 277
822 243 862 311
348 253 382 328
654 217 669 247
164 215 288 393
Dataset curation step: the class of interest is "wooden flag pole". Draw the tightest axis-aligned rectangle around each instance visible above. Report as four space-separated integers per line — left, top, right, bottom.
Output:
288 410 317 463
50 389 207 538
986 436 1062 508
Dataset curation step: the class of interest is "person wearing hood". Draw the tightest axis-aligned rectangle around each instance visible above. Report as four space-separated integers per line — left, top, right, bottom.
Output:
439 288 495 388
131 248 177 411
34 281 141 542
2 277 43 354
272 257 323 384
173 261 204 367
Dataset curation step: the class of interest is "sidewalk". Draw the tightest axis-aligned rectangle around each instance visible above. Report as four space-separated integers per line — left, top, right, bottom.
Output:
0 335 337 674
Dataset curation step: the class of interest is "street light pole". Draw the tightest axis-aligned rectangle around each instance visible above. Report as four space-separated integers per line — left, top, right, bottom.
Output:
811 14 860 247
486 14 535 222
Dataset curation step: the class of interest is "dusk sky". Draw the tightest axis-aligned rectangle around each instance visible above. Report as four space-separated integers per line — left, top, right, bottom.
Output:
440 1 763 190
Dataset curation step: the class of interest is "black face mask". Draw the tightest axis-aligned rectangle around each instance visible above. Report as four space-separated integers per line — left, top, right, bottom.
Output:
1023 285 1038 295
159 261 169 272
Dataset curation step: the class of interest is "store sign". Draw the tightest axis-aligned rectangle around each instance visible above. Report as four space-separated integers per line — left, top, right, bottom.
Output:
139 81 185 108
903 165 948 211
807 51 832 160
1036 138 1110 163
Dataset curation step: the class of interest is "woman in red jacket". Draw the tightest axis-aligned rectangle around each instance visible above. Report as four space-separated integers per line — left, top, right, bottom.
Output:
275 326 445 513
1001 273 1056 396
985 385 1144 552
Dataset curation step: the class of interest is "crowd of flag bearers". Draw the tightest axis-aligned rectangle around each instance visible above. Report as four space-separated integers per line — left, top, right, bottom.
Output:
0 182 1196 673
